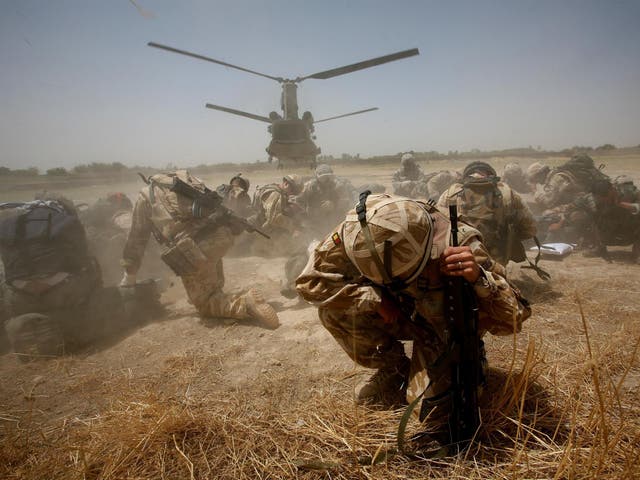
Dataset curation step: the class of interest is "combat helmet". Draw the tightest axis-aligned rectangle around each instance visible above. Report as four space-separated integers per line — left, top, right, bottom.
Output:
283 174 303 195
463 161 497 180
400 152 415 167
106 192 133 210
230 173 250 192
527 162 550 184
566 153 595 170
315 164 334 178
342 193 434 288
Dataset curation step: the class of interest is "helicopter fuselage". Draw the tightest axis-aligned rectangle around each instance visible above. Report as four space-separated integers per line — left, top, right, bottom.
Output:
281 82 300 120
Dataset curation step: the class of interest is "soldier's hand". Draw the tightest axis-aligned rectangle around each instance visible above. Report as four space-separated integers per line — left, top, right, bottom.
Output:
440 246 481 283
378 293 403 325
119 271 137 287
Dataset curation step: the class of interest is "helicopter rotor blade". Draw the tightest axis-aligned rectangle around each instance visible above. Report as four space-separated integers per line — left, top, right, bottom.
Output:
148 42 283 82
205 103 272 123
300 48 419 81
314 107 379 124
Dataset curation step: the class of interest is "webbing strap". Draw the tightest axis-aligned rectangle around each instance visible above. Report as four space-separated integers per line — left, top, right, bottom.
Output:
522 235 551 280
356 190 394 285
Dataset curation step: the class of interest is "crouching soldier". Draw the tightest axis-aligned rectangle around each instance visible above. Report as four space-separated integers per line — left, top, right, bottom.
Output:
250 174 305 257
0 193 162 359
437 161 539 273
296 194 530 441
216 173 253 217
120 170 279 329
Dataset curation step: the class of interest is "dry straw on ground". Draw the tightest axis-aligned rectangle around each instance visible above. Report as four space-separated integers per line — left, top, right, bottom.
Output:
2 314 639 479
1 259 640 479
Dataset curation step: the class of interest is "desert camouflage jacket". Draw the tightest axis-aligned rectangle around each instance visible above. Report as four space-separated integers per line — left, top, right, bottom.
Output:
437 180 537 264
296 209 530 337
534 170 585 209
392 165 425 183
253 184 299 233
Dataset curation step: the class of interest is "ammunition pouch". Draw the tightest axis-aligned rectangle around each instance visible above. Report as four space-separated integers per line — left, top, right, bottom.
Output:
160 236 207 276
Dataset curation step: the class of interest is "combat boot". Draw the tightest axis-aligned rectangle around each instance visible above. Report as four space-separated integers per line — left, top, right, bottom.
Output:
245 289 280 330
356 356 410 407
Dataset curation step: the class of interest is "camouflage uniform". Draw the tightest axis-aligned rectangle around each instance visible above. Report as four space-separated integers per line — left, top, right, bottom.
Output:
438 178 537 266
281 166 356 297
425 170 461 201
296 195 530 410
545 178 640 257
122 170 278 327
250 179 304 257
392 154 427 198
216 174 253 217
502 163 532 194
534 154 609 210
294 165 356 234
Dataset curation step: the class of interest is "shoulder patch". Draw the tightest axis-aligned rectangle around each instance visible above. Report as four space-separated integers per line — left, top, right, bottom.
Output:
331 232 342 246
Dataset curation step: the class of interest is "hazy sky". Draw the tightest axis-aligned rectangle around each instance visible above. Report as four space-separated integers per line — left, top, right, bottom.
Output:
1 0 639 169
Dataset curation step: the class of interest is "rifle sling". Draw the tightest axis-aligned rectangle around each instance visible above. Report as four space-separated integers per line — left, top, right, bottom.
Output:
521 235 551 281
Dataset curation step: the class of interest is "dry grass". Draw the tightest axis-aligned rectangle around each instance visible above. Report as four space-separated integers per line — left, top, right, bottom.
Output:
2 253 640 478
1 320 639 479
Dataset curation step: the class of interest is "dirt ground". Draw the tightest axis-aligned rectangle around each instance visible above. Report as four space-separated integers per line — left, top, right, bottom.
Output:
1 156 639 479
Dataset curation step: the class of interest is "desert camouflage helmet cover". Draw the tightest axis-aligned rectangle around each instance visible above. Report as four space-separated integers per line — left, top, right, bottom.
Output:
315 164 334 178
614 175 634 185
526 162 550 182
230 173 250 191
400 152 415 166
283 174 303 194
342 194 434 286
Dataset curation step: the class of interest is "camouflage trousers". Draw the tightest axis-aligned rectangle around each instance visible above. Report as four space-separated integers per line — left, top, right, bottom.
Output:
318 308 454 406
181 226 251 320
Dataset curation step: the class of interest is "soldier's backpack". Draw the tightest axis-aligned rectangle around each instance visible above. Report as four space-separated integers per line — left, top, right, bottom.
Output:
557 156 609 191
0 200 90 282
0 200 80 246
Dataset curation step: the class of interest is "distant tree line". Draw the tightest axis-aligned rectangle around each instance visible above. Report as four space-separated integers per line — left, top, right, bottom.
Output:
0 143 633 176
0 162 135 177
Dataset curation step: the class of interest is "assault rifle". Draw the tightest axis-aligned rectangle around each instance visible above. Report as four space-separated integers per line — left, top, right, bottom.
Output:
169 176 270 239
445 203 481 451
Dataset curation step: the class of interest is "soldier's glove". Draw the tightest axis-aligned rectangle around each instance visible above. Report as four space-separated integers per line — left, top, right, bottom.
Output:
119 272 137 287
378 293 403 325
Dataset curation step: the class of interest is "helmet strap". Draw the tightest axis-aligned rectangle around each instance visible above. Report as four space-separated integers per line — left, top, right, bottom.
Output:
357 190 409 290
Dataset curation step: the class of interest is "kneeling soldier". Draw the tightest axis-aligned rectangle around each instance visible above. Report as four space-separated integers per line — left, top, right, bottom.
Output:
296 193 530 440
121 170 279 329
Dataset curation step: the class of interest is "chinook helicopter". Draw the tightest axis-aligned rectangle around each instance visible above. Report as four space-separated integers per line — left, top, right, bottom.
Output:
148 42 419 167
